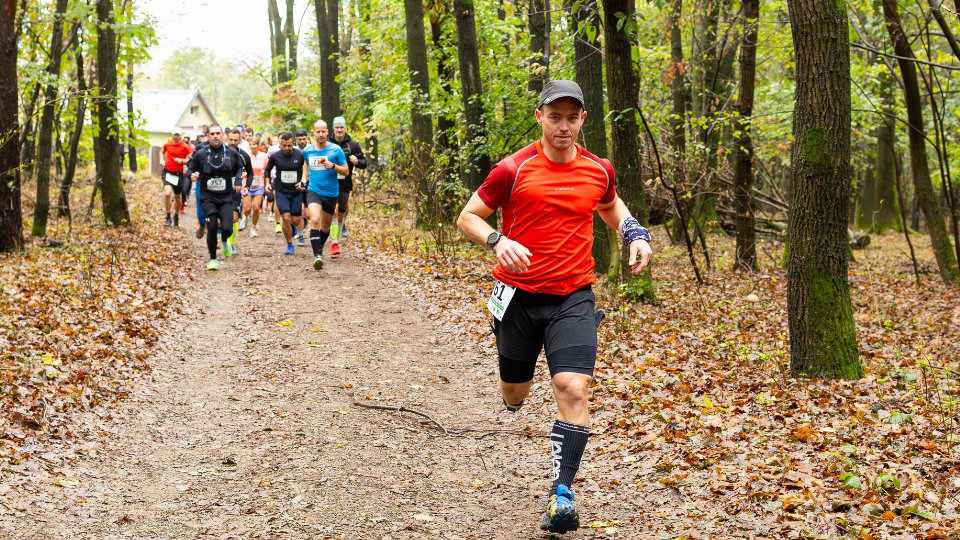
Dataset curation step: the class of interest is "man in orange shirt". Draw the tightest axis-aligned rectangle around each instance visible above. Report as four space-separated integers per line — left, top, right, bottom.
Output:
161 128 193 227
457 80 652 534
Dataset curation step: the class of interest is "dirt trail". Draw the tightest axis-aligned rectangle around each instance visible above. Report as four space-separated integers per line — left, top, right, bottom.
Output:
1 211 631 539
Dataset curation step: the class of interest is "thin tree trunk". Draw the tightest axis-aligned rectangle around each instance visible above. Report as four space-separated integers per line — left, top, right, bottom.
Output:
453 0 489 191
285 0 298 78
527 0 547 94
316 0 341 121
58 46 87 219
786 0 862 379
882 0 958 283
126 63 137 172
269 0 287 84
0 0 22 252
31 0 70 237
96 0 128 226
604 0 652 300
429 2 455 152
403 0 434 221
733 0 758 270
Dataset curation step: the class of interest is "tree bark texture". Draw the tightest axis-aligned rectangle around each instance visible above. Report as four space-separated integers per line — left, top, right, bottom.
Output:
403 0 434 218
58 47 87 220
31 0 69 237
882 0 958 283
316 0 341 122
604 0 652 298
857 69 899 233
786 0 862 379
284 0 298 78
429 2 455 152
96 0 128 226
454 0 490 191
568 0 614 276
0 0 22 252
733 0 758 270
126 64 137 172
668 0 688 244
527 0 547 94
268 0 287 84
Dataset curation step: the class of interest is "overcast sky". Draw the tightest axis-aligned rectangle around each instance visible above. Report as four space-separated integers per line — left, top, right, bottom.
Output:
140 0 315 75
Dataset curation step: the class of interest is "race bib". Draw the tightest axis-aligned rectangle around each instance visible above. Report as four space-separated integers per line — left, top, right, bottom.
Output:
337 173 345 180
280 170 298 184
251 175 263 187
487 280 517 321
207 177 227 192
164 172 179 186
309 156 326 168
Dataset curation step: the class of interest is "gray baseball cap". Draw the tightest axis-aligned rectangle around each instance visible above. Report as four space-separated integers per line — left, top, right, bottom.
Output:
537 80 585 109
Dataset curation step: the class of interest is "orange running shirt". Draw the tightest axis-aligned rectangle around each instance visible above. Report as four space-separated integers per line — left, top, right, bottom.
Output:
477 141 616 295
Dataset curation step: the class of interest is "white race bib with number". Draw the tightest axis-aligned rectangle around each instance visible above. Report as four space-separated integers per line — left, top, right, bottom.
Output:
251 175 263 187
280 170 297 184
164 172 179 186
207 177 227 192
309 156 325 168
487 280 517 321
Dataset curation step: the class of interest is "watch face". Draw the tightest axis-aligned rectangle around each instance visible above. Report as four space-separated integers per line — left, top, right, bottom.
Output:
487 232 500 246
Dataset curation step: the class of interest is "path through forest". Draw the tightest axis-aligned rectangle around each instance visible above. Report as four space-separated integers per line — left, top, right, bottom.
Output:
1 209 633 539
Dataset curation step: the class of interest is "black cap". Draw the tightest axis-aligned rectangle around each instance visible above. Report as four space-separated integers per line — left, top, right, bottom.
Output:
295 128 309 137
537 80 585 109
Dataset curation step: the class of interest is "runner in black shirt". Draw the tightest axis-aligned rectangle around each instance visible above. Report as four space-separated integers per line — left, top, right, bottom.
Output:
227 129 254 256
264 132 306 255
186 124 245 270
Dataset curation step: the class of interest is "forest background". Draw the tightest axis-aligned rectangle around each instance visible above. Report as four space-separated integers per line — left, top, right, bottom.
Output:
1 0 960 537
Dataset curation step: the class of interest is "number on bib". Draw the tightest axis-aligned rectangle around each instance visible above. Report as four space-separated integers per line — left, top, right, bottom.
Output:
487 280 517 321
280 170 297 183
251 175 263 187
164 173 179 186
207 177 227 191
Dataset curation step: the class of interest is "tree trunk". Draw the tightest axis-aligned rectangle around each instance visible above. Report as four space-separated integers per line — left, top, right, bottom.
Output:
786 0 861 379
604 0 652 300
858 68 900 233
357 0 378 171
668 0 689 245
285 0 298 78
882 0 958 283
96 0 128 226
31 0 69 237
527 0 548 94
316 0 341 121
58 47 87 219
733 0 758 270
403 0 434 220
0 0 22 252
568 0 614 277
454 0 490 192
126 63 137 172
429 2 455 152
268 0 287 84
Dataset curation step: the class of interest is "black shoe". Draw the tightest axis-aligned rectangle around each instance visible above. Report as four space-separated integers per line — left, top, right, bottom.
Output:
164 215 171 227
195 225 204 239
173 215 179 228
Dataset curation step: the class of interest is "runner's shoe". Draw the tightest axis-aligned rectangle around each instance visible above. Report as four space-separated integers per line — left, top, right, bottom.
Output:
268 212 275 221
239 216 247 230
164 215 171 227
249 227 258 238
297 231 305 247
173 214 179 228
195 224 205 239
330 242 341 259
180 203 186 214
275 221 282 234
313 255 324 270
284 243 294 255
223 241 233 258
540 485 579 534
206 259 219 271
341 225 349 237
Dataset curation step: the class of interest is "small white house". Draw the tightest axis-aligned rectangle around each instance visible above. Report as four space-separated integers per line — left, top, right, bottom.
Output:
134 89 217 176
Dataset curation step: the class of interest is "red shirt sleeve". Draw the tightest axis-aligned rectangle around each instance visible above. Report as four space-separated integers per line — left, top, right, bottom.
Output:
476 161 512 210
599 158 617 205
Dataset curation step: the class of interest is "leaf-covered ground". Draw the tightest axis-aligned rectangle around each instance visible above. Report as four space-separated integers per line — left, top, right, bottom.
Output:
2 176 959 538
355 211 960 539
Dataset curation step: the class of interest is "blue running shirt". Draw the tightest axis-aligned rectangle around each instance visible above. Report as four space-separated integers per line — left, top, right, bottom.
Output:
303 142 347 197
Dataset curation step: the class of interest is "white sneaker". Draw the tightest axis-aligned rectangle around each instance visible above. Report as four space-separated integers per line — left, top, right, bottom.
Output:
249 227 258 238
239 216 247 230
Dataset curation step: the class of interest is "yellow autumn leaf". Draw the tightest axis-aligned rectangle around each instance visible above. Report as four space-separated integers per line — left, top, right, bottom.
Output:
278 320 293 327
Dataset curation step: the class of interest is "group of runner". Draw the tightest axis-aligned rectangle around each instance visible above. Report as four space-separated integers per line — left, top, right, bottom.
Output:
161 80 655 535
160 117 367 271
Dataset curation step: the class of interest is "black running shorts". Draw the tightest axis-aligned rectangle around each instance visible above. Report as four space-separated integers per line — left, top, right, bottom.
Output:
493 285 599 383
162 169 183 195
274 190 303 216
306 191 337 215
336 189 350 213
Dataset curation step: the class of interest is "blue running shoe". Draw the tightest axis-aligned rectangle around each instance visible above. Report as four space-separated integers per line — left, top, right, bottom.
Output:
284 243 294 255
540 484 579 534
341 224 349 237
296 230 305 247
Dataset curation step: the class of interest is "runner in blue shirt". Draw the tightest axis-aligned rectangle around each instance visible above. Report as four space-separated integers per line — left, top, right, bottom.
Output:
301 119 348 270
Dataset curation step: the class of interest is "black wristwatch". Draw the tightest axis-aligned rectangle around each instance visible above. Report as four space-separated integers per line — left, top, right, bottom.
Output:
486 231 503 249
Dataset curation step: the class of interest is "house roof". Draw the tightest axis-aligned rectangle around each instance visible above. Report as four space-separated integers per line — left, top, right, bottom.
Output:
133 89 217 135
